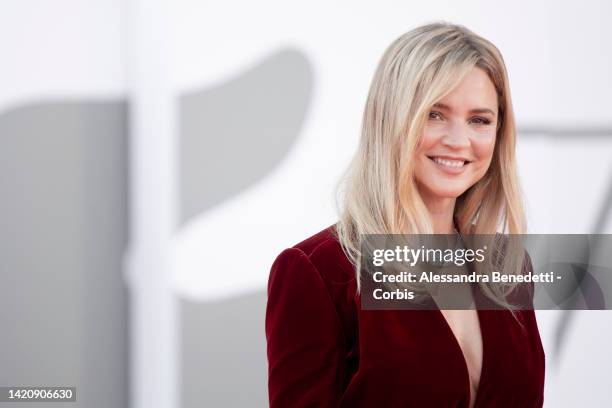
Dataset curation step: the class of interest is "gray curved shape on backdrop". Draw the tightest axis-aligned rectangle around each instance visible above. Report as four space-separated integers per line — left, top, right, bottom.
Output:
179 48 314 226
0 101 128 408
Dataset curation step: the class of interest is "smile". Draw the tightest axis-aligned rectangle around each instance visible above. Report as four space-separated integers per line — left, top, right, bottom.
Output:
427 156 471 173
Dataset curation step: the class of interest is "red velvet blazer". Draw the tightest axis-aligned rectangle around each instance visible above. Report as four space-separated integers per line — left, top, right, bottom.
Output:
265 225 546 407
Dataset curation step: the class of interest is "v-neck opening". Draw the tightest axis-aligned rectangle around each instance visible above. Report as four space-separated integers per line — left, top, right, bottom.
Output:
435 284 487 408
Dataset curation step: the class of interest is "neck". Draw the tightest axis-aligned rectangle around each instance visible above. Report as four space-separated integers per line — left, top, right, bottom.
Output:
419 188 457 234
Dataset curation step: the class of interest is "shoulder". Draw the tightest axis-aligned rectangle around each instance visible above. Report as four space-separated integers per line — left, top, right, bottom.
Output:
286 224 355 282
285 222 336 250
267 224 358 338
291 224 341 258
270 224 355 284
269 224 339 270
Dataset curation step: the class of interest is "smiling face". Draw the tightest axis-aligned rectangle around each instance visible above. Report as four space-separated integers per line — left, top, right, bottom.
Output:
414 67 498 202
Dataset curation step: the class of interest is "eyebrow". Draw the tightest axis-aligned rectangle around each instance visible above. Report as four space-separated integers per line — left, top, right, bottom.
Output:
432 102 497 117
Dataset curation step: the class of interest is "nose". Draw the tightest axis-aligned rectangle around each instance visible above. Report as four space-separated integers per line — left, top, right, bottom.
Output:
441 122 470 149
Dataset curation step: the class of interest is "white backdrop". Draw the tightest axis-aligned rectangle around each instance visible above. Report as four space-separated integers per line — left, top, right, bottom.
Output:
2 0 611 407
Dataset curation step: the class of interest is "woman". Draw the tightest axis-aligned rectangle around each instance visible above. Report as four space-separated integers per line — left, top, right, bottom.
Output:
265 22 545 407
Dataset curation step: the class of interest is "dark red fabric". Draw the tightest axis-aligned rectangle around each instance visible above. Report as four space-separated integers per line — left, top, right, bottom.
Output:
265 225 546 407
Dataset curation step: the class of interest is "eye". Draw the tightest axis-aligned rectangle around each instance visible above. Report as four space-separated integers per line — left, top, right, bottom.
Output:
470 116 491 125
428 111 443 121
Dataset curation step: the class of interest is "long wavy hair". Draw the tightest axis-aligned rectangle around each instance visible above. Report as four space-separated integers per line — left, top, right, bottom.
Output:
335 22 527 309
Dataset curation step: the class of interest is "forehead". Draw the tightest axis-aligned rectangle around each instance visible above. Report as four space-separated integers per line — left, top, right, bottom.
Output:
436 67 498 111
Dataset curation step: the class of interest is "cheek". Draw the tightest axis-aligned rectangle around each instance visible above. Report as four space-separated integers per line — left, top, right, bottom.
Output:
416 128 443 167
419 128 438 151
472 135 496 164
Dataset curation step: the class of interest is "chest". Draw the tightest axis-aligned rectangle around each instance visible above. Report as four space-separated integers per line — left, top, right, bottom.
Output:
439 309 483 406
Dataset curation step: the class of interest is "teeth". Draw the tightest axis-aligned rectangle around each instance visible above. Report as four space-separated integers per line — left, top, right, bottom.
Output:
433 157 465 168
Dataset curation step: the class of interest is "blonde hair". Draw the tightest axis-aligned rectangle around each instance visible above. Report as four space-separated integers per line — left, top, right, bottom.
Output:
335 22 527 310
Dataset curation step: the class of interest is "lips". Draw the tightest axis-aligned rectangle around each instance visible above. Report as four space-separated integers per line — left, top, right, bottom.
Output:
427 155 472 172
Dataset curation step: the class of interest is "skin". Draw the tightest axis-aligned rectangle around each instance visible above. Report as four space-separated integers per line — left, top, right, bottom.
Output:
414 66 498 235
413 66 499 408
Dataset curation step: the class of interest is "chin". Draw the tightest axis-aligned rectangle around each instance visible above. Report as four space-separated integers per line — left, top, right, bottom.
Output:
427 184 470 199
